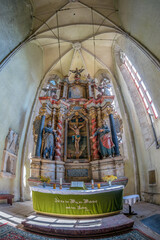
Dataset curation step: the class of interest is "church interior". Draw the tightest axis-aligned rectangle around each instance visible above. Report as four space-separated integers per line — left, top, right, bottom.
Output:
0 0 160 239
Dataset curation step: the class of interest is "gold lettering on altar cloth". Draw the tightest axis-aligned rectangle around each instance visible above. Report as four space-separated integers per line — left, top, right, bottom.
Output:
54 198 97 204
54 198 98 212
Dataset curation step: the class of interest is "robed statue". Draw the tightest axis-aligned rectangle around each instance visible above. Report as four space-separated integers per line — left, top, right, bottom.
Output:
92 120 114 158
42 122 57 159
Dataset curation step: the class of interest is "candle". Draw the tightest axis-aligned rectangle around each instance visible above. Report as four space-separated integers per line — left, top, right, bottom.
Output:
91 179 94 189
60 178 62 185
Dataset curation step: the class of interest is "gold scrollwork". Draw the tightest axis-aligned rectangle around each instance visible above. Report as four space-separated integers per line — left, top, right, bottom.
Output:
39 103 47 116
33 114 52 143
33 115 41 143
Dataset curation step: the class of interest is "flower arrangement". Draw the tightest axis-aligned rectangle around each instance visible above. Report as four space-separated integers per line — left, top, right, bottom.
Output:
40 176 51 183
102 175 117 183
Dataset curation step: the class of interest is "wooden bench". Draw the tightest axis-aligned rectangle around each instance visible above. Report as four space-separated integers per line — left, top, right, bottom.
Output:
0 194 14 205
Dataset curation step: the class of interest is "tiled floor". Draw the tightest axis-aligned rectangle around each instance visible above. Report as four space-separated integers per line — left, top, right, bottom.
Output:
0 201 160 239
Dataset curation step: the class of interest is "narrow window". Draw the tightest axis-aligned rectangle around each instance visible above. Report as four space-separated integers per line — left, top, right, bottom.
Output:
124 54 158 119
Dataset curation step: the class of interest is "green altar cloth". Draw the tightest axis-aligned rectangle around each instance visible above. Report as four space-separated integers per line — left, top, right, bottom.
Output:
32 186 123 217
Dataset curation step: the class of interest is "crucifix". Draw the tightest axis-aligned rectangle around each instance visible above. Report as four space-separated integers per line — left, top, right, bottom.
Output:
69 117 85 159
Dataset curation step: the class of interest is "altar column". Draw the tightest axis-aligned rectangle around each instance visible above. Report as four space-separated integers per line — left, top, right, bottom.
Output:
97 107 102 128
56 83 62 100
55 108 65 182
55 112 63 161
35 103 46 157
89 109 100 160
64 119 68 162
109 113 120 156
51 108 56 129
88 81 93 99
62 82 68 99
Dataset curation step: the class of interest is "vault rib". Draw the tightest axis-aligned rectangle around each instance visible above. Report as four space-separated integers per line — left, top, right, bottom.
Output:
35 23 120 36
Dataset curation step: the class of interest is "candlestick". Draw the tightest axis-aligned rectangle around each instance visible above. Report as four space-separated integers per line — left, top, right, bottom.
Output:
60 178 62 185
91 179 94 189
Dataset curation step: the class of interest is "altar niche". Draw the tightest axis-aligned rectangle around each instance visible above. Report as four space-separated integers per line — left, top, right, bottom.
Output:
64 112 90 162
68 117 86 159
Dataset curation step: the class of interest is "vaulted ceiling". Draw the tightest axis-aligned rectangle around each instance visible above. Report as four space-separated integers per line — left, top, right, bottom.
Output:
30 0 122 80
1 0 159 80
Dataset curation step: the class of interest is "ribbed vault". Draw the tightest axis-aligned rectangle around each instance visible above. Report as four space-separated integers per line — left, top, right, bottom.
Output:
30 0 121 80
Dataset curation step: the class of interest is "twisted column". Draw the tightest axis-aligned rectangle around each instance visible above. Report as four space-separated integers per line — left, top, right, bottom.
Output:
55 114 63 161
91 118 100 160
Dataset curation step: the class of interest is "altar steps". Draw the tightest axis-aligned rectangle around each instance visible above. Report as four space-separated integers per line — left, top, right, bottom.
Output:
22 213 134 238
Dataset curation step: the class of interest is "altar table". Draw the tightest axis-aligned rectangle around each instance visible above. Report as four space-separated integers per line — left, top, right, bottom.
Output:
31 185 123 217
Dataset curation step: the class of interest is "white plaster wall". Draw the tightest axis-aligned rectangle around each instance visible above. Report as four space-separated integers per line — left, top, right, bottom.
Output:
0 42 43 201
0 0 33 62
117 0 160 60
113 36 160 204
112 57 139 196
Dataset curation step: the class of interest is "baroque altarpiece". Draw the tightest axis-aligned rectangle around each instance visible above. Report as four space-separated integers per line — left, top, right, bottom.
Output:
30 71 125 183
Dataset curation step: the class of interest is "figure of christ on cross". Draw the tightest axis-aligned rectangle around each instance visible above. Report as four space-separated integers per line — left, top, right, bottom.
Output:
69 122 85 157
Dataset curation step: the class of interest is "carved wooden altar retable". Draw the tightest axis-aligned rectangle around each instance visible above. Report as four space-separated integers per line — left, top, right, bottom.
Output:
30 73 125 183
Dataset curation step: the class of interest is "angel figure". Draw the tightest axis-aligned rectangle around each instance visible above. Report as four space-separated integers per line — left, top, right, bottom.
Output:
70 67 84 78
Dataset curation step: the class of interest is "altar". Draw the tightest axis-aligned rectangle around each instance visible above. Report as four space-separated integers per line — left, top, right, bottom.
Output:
31 185 124 217
30 69 125 184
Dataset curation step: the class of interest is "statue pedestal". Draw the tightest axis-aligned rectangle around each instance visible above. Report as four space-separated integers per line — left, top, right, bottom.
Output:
91 156 125 181
99 158 116 179
30 157 56 181
30 157 41 179
41 159 56 182
29 158 66 183
114 156 125 177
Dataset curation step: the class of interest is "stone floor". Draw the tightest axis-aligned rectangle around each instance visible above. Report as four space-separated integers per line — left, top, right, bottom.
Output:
0 201 160 239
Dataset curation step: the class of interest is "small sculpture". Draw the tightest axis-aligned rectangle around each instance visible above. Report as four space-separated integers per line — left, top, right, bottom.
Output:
87 74 93 83
41 80 60 99
42 122 57 160
70 67 84 78
91 120 114 158
98 82 112 96
94 85 102 99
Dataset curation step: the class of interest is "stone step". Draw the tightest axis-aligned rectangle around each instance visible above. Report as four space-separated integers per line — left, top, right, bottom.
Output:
22 213 134 237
